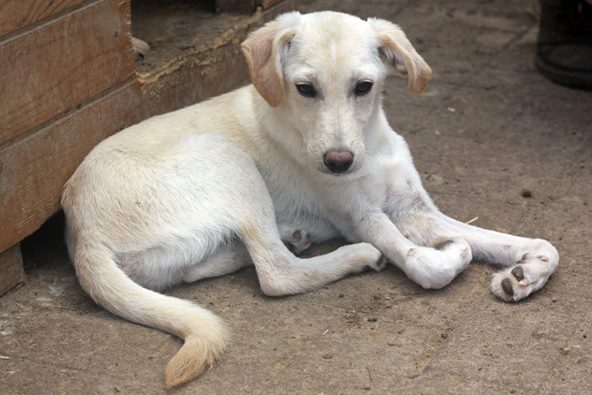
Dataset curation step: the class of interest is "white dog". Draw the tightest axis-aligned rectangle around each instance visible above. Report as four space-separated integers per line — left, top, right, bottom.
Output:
61 11 559 388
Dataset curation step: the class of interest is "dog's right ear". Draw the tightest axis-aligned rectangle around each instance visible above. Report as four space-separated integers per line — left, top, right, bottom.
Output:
241 12 301 107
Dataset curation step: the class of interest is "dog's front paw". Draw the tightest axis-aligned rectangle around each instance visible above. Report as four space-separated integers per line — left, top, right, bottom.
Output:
491 245 558 302
491 264 544 302
404 238 472 289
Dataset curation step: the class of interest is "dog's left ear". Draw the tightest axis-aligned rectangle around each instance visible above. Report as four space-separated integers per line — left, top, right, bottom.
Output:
241 12 301 107
367 18 432 93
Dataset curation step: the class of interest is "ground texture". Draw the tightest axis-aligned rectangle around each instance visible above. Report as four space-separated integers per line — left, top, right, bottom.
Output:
2 0 592 393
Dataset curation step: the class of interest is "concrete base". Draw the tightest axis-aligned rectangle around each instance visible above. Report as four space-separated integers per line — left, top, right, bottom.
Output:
1 0 591 393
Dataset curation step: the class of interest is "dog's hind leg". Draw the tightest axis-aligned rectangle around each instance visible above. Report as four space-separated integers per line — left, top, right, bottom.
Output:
278 214 342 255
182 243 251 283
279 227 312 255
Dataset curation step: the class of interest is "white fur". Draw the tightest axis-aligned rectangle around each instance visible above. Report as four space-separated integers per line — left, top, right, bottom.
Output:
61 11 559 388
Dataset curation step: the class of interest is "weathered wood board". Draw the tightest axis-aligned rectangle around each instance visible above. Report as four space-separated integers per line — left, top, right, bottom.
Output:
0 244 25 296
0 0 135 146
0 81 142 253
216 0 257 13
259 0 287 9
0 0 84 37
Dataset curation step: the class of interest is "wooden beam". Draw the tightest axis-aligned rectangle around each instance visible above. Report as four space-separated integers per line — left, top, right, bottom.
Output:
216 0 257 13
0 0 85 38
0 81 142 253
0 0 135 146
258 0 287 9
0 244 25 296
137 0 298 117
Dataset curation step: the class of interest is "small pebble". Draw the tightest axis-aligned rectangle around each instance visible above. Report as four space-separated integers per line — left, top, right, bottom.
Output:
520 189 533 198
560 346 571 355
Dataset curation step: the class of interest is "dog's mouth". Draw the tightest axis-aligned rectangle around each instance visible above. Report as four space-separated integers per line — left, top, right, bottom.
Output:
320 168 352 176
318 162 359 177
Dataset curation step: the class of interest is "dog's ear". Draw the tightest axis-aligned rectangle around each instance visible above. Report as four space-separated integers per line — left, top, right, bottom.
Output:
241 12 301 107
367 18 432 94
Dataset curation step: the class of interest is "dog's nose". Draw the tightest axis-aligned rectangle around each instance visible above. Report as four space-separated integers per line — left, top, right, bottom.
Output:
323 149 354 173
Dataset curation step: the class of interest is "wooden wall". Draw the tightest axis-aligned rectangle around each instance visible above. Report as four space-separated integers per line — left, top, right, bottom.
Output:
0 0 141 294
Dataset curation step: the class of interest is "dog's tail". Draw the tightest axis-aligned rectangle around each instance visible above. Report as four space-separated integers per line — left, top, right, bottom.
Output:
73 236 228 388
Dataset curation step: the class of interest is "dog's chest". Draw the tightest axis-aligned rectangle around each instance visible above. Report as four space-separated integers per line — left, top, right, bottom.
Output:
261 167 389 230
265 171 323 225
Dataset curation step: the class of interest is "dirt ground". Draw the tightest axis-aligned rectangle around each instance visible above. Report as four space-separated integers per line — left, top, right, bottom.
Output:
2 0 592 394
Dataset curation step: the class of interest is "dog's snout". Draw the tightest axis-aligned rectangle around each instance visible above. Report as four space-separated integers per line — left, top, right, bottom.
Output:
323 149 354 173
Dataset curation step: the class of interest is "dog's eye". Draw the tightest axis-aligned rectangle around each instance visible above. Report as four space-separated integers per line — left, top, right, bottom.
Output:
354 81 373 96
296 83 317 98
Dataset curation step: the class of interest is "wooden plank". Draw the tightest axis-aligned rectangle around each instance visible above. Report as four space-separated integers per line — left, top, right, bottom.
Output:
0 0 84 38
215 0 256 13
137 1 297 117
0 80 142 253
258 0 286 9
0 0 135 146
261 0 298 21
0 244 25 296
139 39 250 118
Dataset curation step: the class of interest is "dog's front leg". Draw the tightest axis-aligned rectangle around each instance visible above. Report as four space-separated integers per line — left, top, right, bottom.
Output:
240 211 385 297
355 211 472 289
425 214 559 302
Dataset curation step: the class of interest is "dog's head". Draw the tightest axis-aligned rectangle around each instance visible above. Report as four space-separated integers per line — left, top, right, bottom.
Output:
241 11 431 175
